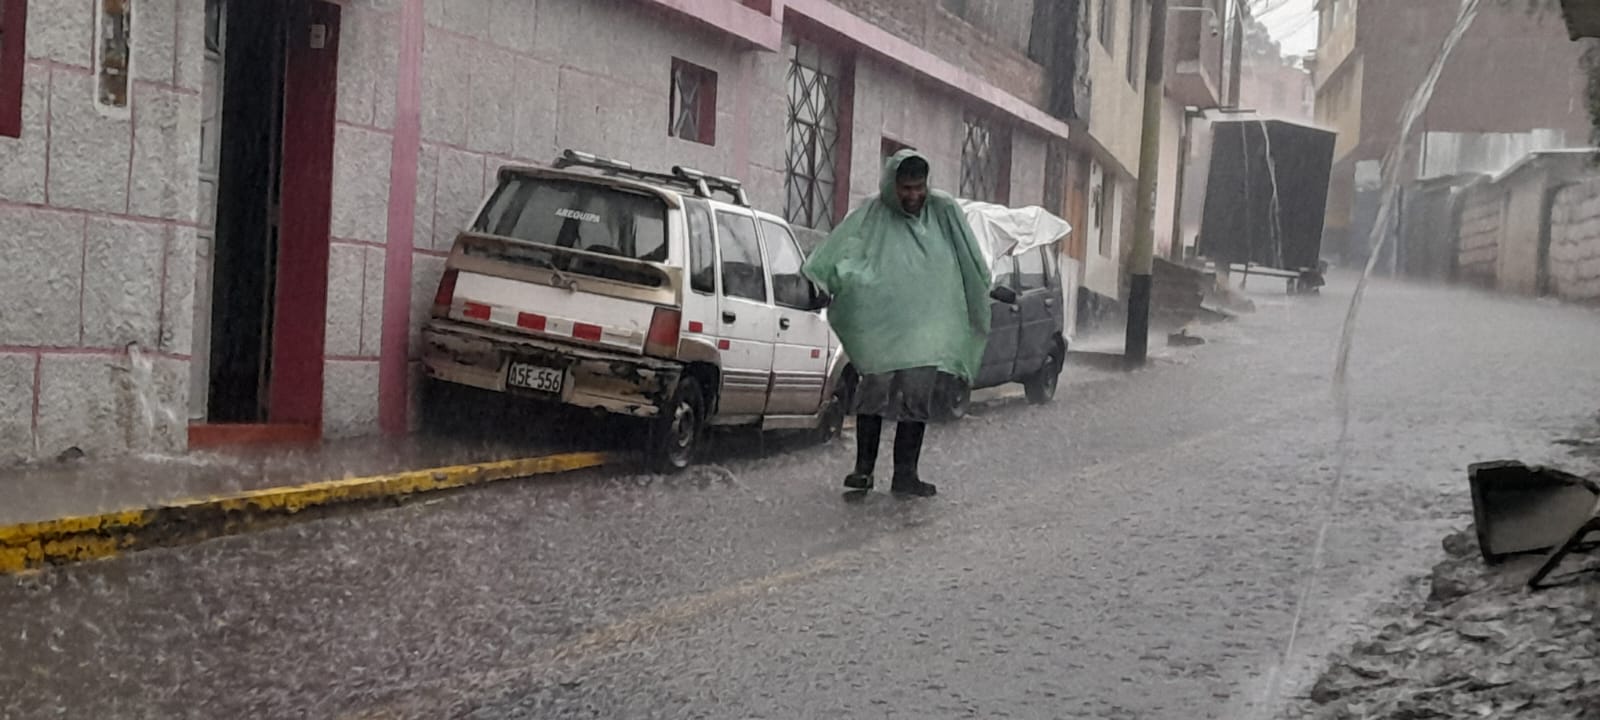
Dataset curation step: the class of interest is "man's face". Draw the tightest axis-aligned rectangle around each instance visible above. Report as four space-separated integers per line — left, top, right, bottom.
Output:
895 175 928 216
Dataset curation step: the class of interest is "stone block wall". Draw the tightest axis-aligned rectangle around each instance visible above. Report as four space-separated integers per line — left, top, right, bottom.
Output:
1548 177 1600 303
1 0 202 462
321 1 403 439
1455 183 1504 289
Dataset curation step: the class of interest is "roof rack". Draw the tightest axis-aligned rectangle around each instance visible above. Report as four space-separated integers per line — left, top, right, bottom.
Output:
672 165 750 208
554 149 750 207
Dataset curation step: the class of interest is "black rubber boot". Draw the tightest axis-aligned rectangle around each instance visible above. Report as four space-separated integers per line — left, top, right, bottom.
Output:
846 415 883 490
890 422 936 497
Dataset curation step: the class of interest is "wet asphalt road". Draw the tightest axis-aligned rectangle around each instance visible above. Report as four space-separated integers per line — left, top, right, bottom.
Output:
4 277 1599 720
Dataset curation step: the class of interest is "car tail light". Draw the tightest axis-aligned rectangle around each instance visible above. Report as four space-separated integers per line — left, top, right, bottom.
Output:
432 270 458 318
644 307 681 358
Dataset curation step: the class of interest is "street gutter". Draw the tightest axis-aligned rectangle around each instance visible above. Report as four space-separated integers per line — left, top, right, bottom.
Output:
0 452 612 574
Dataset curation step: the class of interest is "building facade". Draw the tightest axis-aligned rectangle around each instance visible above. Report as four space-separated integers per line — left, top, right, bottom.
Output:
1312 0 1591 265
1239 55 1313 123
0 0 1096 462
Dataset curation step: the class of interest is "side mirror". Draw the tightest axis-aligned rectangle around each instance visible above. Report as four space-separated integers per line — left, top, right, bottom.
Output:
989 285 1019 305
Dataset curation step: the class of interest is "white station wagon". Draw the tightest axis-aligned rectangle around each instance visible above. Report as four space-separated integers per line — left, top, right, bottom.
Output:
421 150 852 471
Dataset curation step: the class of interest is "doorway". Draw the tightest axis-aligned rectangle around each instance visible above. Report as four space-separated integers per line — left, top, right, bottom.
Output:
189 0 340 446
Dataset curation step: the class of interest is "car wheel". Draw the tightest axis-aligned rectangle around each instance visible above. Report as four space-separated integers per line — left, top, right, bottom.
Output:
419 377 475 437
934 381 971 423
1024 346 1064 405
649 376 706 473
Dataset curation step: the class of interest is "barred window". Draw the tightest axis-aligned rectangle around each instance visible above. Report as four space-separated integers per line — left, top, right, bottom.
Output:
670 59 718 146
960 115 1012 204
784 39 850 231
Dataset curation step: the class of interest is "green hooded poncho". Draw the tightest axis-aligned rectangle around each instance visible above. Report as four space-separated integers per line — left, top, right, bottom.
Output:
802 150 993 382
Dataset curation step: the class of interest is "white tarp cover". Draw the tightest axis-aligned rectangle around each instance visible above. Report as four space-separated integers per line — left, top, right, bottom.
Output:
957 199 1074 281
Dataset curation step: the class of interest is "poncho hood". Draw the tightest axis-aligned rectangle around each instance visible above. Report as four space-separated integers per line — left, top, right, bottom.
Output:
880 149 926 217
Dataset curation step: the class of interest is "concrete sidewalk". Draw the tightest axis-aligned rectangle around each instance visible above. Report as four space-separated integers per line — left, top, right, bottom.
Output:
3 434 597 526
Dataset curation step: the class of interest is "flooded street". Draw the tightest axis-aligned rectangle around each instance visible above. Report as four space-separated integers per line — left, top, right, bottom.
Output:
2 275 1597 718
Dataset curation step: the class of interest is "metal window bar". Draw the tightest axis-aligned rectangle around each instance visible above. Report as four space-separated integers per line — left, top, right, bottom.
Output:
784 41 841 231
671 64 701 141
962 117 1001 203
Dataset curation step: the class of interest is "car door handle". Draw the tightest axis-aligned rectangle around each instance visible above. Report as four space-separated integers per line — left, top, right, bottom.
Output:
1044 298 1055 308
779 317 791 330
1009 306 1020 314
722 312 737 324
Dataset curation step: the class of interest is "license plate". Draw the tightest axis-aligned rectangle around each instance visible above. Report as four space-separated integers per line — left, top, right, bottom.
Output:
506 361 565 395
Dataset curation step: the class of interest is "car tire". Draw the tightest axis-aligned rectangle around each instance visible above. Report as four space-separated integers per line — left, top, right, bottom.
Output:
419 377 475 437
934 381 971 423
648 376 706 473
1024 344 1065 405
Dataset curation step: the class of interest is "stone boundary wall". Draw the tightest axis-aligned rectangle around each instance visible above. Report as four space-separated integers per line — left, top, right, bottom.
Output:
1454 182 1504 289
1548 176 1600 303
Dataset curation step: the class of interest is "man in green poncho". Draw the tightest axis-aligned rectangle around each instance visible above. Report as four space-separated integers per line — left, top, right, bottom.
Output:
803 150 992 497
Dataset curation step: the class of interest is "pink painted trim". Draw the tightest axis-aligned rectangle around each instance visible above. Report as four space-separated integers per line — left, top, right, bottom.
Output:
638 0 782 50
326 354 382 363
330 236 388 249
2 345 192 360
0 199 205 228
782 0 1072 141
335 118 397 136
133 78 200 97
379 0 425 436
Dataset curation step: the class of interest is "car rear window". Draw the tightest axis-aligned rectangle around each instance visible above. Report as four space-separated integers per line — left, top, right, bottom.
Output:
473 176 669 262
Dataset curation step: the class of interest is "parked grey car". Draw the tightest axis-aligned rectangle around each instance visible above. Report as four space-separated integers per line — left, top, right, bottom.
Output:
941 241 1068 419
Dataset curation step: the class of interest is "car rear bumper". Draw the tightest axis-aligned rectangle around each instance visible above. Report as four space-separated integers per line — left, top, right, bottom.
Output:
421 320 681 418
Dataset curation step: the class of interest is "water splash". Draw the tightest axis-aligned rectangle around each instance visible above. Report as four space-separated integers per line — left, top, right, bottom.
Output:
121 343 182 455
1255 1 1487 716
1334 0 1486 415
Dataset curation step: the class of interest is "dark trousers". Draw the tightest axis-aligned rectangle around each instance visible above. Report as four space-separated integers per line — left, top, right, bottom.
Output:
854 415 926 480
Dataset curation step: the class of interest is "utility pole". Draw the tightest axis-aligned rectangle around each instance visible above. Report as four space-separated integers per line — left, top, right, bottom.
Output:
1125 0 1169 367
1228 0 1245 107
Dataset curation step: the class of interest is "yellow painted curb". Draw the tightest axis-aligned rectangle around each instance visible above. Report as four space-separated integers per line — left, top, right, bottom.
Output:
0 451 612 574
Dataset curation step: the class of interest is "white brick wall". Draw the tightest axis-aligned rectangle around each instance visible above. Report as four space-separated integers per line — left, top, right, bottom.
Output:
322 360 381 438
330 125 395 245
0 354 35 463
0 69 48 203
36 355 126 456
48 72 133 213
325 244 368 358
1 0 200 460
130 85 202 221
431 148 486 250
0 209 84 347
82 219 165 348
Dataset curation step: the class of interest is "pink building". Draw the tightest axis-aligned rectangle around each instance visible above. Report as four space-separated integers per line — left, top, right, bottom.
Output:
0 0 1074 462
